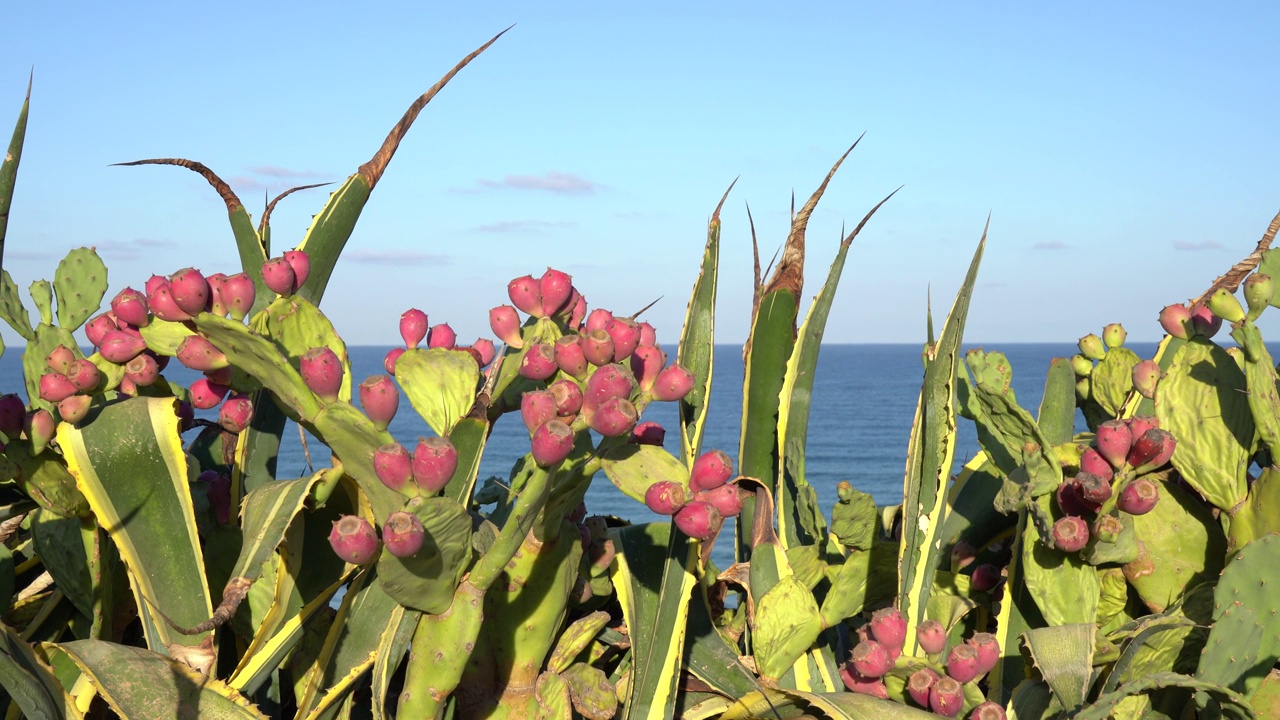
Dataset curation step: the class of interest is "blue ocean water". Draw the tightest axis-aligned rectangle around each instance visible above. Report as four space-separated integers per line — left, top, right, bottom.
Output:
2 342 1159 569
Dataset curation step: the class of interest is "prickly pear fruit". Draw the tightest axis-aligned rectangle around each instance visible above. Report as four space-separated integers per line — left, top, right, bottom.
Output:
412 436 458 494
1159 303 1193 340
1053 515 1090 552
58 395 92 424
548 379 583 417
1208 288 1245 323
917 619 948 655
1132 360 1160 399
1126 428 1175 474
644 480 689 515
111 288 150 328
606 317 642 361
950 539 976 570
519 343 558 381
168 268 210 316
630 421 665 445
567 293 587 329
507 275 543 317
399 309 428 348
1056 478 1093 517
840 665 889 698
176 335 229 372
66 359 101 392
694 483 742 518
869 607 907 656
690 449 733 492
1118 477 1159 515
521 390 558 433
205 273 227 316
219 273 255 321
967 632 1000 675
472 338 496 367
300 347 343 401
584 308 612 334
147 284 192 322
588 397 637 437
99 330 147 364
26 410 55 454
1189 302 1221 338
1078 333 1106 361
582 329 615 367
531 419 575 467
930 676 964 717
1076 472 1112 505
1095 420 1133 469
1102 323 1127 349
189 378 230 409
384 347 405 375
124 353 159 387
358 375 399 431
426 323 456 349
0 395 24 440
1080 446 1114 483
199 471 231 525
971 563 1002 592
1070 354 1093 377
1093 513 1124 543
1244 273 1274 319
328 515 379 565
588 536 616 570
650 364 695 402
945 643 981 683
282 249 310 290
38 373 78 403
583 364 635 413
382 511 426 558
373 443 415 494
539 268 573 316
850 640 894 678
261 257 297 296
45 345 75 375
907 667 940 708
85 313 117 347
971 701 1007 720
554 336 589 379
673 500 722 540
488 305 524 348
638 321 657 347
219 395 254 432
630 345 667 391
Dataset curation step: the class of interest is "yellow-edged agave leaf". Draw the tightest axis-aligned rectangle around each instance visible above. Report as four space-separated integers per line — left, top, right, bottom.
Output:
1022 624 1095 713
57 398 214 658
371 605 418 720
394 347 481 437
600 444 690 502
57 640 264 719
897 226 985 654
0 75 31 272
0 620 82 719
260 296 353 403
778 687 939 719
717 688 800 720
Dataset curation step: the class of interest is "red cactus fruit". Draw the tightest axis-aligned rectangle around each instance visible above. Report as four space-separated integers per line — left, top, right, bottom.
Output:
85 313 118 347
144 274 168 297
300 347 344 401
869 607 908 656
1095 420 1133 469
521 390 558 433
26 410 55 454
644 480 689 515
850 640 894 678
690 449 733 492
488 305 524 348
630 345 667 391
673 500 723 540
1118 477 1159 515
45 345 75 375
0 394 25 440
219 395 255 433
588 397 637 437
58 395 92 424
971 701 1008 720
1079 446 1114 483
584 308 613 334
426 323 456 349
282 249 310 290
470 339 496 368
125 353 160 387
200 471 232 525
582 329 615 367
519 343 558 381
1158 303 1193 340
539 268 574 316
176 335 229 372
638 321 657 346
554 335 589 379
931 676 964 717
111 287 150 328
917 619 947 655
946 642 981 683
206 273 227 316
971 563 1002 592
1075 472 1112 506
261 256 297 296
399 308 428 348
531 419 575 467
950 539 976 570
1132 360 1161 399
583 364 635 414
1126 414 1159 439
694 483 742 518
507 275 543 317
967 632 1000 675
548 379 584 417
907 667 940 707
358 375 399 431
1053 515 1090 553
384 347 405 375
328 515 379 565
373 443 416 494
382 511 426 558
651 364 695 402
190 378 231 409
412 436 458 494
840 664 889 698
38 373 78 403
568 294 588 329
606 317 642 361
147 283 192 322
66 359 101 392
630 421 665 445
220 273 256 321
1189 302 1221 338
1126 428 1176 474
168 268 210 316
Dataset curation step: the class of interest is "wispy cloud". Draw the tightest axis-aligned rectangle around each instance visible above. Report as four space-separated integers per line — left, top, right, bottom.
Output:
6 249 55 261
1174 240 1224 251
473 220 577 234
94 238 176 260
1031 240 1068 250
346 250 449 266
460 172 601 195
250 165 328 180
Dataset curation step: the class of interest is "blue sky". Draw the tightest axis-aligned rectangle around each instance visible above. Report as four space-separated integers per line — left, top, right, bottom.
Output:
2 2 1278 349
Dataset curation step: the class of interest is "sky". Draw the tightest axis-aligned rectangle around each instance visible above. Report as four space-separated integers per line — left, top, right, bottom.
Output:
1 2 1279 350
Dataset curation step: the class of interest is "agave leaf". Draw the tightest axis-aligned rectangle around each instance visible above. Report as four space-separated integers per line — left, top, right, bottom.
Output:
1021 624 1095 712
1072 671 1255 720
0 619 82 720
370 605 418 720
776 686 939 719
0 74 31 269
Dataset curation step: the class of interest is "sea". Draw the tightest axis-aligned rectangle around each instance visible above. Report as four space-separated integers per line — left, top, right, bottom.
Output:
3 343 1157 569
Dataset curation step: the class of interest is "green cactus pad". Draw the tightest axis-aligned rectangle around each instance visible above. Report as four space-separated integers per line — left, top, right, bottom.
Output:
1196 533 1280 700
394 347 480 437
1228 467 1280 553
1230 322 1280 461
1090 346 1140 417
535 671 573 719
562 663 618 720
1082 512 1138 566
375 496 471 614
31 509 100 621
52 248 108 331
8 443 89 518
1258 247 1280 309
547 611 610 674
0 270 33 340
1155 337 1254 513
1124 480 1225 613
28 279 53 326
1022 495 1099 626
259 296 352 403
22 323 80 411
137 319 195 357
961 349 1061 494
600 444 689 503
830 484 876 550
817 549 869 628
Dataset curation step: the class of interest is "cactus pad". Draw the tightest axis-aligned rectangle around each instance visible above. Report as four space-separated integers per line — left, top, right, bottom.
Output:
1124 480 1224 613
375 496 472 614
1196 533 1280 700
52 247 108 331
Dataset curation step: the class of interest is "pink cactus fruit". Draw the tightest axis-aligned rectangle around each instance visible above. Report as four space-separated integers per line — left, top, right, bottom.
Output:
971 701 1008 720
690 449 733 492
638 322 657 347
176 401 195 431
412 436 458 494
582 329 616 367
849 640 894 678
125 353 160 387
488 305 524 348
630 421 665 446
568 293 588 329
219 394 255 433
1126 428 1176 473
328 515 380 565
587 397 638 437
967 632 1000 675
507 275 544 317
190 377 231 409
630 345 667 392
300 347 344 401
554 335 589 379
1053 515 1090 553
261 256 297 296
384 347 405 375
66 359 101 392
144 274 168 298
582 364 635 416
694 483 742 518
26 409 55 453
147 283 192 322
945 642 981 683
200 470 232 525
373 443 416 494
521 390 559 433
531 419 575 467
472 339 496 367
1075 472 1112 506
651 364 695 402
426 323 456 350
673 500 723 540
358 375 399 431
971 563 1002 592
930 677 965 718
399 309 428 348
58 395 92 424
1118 477 1160 515
38 373 79 403
1126 414 1159 440
1056 477 1091 517
907 667 941 707
868 607 908 656
85 313 118 348
168 268 210 316
282 249 310 290
220 273 256 322
1158 303 1193 340
177 335 229 372
1189 302 1221 338
606 317 642 361
1094 420 1133 469
539 268 573 316
0 394 26 440
45 345 75 375
205 273 228 316
644 480 690 515
1079 446 1114 484
382 511 426 558
840 664 889 698
519 343 558 381
548 379 584 417
1132 360 1161 399
584 308 613 334
111 287 151 328
951 539 976 570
